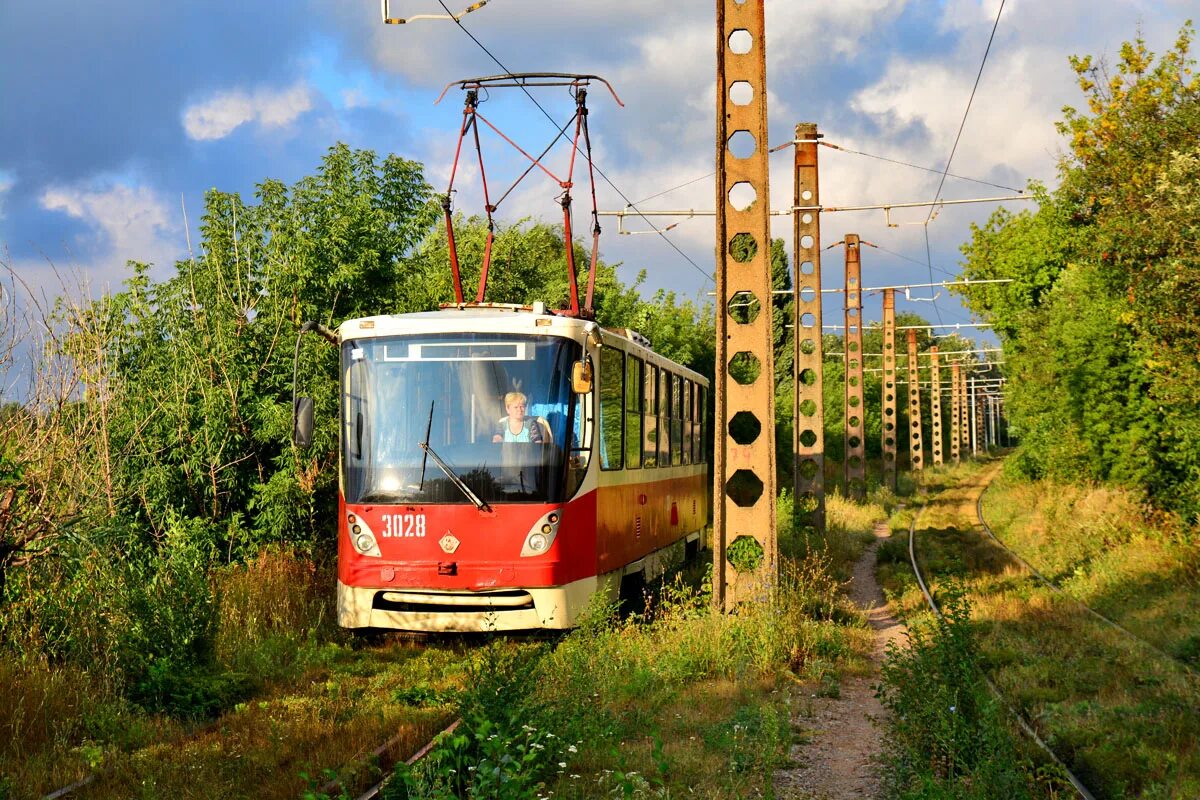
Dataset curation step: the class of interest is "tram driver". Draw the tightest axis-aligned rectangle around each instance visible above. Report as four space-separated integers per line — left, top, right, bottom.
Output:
493 391 546 444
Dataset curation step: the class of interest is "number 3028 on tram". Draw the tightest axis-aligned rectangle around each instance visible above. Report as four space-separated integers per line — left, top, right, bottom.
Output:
294 302 710 632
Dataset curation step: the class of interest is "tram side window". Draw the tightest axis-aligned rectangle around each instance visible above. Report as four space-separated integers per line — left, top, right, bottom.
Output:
658 367 670 467
698 386 707 463
643 364 658 468
686 379 696 465
625 356 642 470
691 381 700 464
599 348 624 471
671 374 683 465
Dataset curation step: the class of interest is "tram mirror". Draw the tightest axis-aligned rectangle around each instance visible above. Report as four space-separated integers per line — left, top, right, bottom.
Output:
293 397 314 449
572 358 594 394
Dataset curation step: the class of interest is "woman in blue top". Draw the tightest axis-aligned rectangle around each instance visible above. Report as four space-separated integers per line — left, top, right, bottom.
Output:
493 391 545 443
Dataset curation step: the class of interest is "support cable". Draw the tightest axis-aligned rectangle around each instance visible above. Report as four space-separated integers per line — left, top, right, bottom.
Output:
820 141 1023 193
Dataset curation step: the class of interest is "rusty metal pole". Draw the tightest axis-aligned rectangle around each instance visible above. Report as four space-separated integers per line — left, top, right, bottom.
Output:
713 0 777 611
950 363 961 464
843 235 866 500
991 396 999 448
930 346 943 466
906 329 924 473
881 289 898 491
793 123 825 537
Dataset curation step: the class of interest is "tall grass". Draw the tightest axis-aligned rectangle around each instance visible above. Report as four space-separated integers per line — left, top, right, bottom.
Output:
2 536 342 797
878 588 1035 800
384 524 875 799
983 474 1200 665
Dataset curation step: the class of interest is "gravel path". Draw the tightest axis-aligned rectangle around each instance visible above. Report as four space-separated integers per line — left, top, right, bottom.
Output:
774 522 906 800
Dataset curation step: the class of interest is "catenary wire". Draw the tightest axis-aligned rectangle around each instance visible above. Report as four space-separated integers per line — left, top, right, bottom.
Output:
820 142 1024 193
435 0 715 284
922 0 1007 324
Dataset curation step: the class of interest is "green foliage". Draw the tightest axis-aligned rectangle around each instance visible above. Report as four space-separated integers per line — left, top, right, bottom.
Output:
385 643 572 800
956 23 1200 521
58 143 439 558
878 588 1033 799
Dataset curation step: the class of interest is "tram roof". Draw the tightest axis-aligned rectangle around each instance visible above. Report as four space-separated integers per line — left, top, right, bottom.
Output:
338 304 708 385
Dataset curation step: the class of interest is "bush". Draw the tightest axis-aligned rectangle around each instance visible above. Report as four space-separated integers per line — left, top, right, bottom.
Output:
878 587 1032 799
1 514 221 711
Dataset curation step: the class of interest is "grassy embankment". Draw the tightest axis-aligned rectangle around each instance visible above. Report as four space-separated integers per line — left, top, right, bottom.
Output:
2 551 459 800
876 459 1200 800
4 488 895 800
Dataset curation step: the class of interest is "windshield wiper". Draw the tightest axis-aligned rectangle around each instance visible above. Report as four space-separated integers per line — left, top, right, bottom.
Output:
419 401 435 492
419 405 492 512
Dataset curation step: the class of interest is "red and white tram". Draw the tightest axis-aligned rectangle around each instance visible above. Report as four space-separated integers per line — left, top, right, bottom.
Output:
331 302 709 632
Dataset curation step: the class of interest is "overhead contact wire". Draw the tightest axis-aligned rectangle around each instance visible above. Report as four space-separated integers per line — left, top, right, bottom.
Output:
923 0 1007 326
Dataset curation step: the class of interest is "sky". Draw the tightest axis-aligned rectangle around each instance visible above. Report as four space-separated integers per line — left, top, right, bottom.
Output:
1 0 1194 358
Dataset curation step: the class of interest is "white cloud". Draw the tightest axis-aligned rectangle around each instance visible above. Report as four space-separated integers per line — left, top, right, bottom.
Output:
0 172 13 220
38 182 182 289
341 88 369 109
182 82 314 141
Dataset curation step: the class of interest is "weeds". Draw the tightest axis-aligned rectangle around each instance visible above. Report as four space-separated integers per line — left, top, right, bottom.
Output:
878 587 1032 800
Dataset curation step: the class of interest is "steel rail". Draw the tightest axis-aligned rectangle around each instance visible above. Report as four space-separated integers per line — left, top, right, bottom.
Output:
975 485 1198 678
907 503 1098 800
349 718 464 800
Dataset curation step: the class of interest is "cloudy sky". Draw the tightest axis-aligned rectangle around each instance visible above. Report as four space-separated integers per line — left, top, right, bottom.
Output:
1 0 1193 344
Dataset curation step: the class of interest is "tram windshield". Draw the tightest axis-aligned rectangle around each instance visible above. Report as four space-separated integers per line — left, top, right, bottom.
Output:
341 332 585 505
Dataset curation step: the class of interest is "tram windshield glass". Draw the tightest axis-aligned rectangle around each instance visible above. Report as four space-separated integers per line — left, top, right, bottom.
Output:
341 333 583 505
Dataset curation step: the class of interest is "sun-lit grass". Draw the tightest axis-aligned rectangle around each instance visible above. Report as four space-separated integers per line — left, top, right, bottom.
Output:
77 642 459 800
3 550 471 800
877 460 1200 800
10 496 897 800
982 475 1200 665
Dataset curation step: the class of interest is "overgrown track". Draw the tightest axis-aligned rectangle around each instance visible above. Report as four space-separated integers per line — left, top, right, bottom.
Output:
908 496 1098 800
975 484 1198 678
323 718 462 800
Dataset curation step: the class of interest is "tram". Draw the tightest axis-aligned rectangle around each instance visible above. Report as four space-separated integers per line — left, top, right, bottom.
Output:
308 302 709 632
289 73 707 631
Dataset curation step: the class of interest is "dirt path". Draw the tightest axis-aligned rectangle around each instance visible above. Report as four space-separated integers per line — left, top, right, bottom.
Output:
774 522 906 800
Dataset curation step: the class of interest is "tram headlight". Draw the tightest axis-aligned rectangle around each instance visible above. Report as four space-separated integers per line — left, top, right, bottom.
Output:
346 512 381 558
521 510 562 557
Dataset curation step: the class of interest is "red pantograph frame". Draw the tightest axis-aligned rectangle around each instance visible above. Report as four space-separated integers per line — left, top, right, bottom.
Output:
438 74 623 318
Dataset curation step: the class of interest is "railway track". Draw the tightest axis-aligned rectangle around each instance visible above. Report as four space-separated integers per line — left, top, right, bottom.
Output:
975 483 1198 677
907 501 1098 800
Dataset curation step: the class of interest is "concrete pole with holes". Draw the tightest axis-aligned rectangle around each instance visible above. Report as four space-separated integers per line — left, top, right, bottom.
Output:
906 330 924 473
881 289 898 491
960 367 971 460
991 396 999 449
930 346 944 466
793 123 825 535
950 363 961 464
969 376 978 456
713 0 777 611
843 235 866 500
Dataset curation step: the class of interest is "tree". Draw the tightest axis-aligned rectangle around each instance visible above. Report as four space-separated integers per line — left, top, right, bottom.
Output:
955 22 1200 519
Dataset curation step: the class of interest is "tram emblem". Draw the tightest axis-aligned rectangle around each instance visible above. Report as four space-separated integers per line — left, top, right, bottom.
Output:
439 533 460 554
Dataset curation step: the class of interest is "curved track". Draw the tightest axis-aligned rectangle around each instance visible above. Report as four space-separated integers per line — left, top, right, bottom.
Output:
907 502 1097 800
975 483 1197 677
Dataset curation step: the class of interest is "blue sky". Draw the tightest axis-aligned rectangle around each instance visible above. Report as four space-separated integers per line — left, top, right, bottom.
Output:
1 0 1194 351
